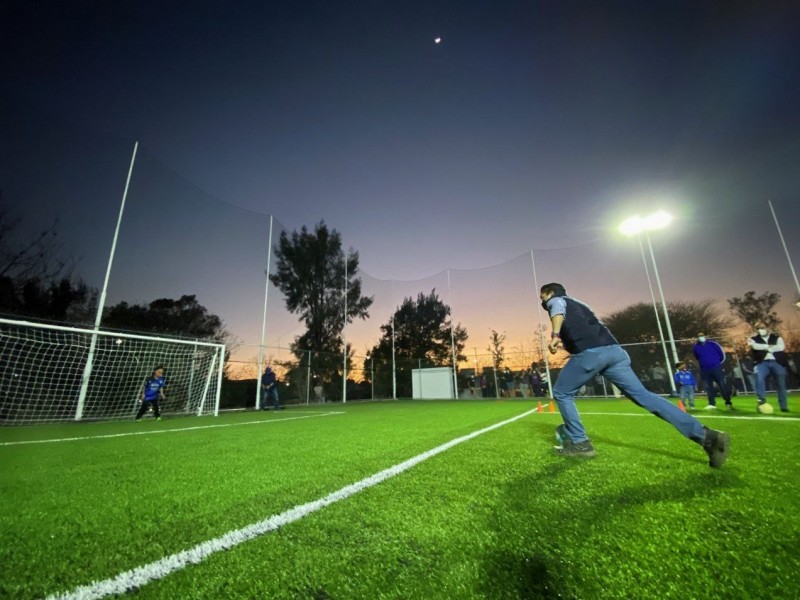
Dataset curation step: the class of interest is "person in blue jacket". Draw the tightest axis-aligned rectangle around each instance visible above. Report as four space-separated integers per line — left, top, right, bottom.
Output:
673 362 697 409
136 366 166 421
692 332 733 410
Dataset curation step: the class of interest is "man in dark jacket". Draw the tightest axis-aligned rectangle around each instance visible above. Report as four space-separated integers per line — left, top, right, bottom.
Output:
692 332 733 410
540 283 729 468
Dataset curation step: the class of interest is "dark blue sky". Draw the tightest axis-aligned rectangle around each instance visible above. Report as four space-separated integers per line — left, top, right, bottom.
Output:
3 1 800 359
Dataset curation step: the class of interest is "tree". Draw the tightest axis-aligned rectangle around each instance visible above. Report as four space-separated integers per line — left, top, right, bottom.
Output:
602 300 735 373
366 290 468 397
0 194 95 323
727 290 782 329
103 295 231 344
269 222 373 395
487 329 506 368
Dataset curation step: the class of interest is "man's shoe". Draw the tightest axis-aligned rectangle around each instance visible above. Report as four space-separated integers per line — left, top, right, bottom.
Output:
704 404 718 410
556 440 597 459
780 408 790 413
156 417 162 421
702 427 730 468
725 403 735 411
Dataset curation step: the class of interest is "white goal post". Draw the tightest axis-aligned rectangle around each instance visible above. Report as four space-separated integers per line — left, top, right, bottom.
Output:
0 318 225 425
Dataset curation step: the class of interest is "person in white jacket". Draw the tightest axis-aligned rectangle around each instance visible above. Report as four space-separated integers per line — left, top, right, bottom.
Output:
747 321 789 412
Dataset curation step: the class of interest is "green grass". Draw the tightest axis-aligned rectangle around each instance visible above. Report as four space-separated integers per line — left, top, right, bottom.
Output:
1 397 799 599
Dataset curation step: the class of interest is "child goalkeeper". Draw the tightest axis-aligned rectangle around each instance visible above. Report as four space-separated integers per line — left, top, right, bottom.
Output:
136 366 166 421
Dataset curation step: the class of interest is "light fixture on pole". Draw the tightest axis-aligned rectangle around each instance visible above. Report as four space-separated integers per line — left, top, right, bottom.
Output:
619 210 680 369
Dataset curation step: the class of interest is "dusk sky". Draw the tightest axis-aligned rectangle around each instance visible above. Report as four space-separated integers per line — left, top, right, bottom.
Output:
3 1 800 368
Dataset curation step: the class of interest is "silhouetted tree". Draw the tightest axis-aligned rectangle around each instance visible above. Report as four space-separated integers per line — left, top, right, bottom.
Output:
727 290 782 329
103 295 230 343
269 222 373 396
366 290 468 397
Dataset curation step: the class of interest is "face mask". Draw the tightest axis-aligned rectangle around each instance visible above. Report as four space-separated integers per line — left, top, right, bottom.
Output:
698 336 706 343
541 299 549 311
758 329 768 337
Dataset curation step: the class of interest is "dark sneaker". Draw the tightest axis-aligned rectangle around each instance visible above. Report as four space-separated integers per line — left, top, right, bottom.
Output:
556 440 597 459
702 427 730 468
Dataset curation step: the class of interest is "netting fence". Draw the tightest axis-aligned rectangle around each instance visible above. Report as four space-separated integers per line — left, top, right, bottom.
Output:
2 125 800 421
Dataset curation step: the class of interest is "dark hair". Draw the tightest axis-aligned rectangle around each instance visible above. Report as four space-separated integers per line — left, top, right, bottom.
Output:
540 282 567 297
153 366 165 373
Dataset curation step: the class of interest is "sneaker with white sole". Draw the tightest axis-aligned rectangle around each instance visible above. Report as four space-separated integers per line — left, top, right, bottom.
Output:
556 440 597 459
704 404 718 410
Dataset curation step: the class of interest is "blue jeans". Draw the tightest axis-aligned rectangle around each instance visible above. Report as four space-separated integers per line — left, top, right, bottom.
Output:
755 360 787 409
260 386 281 409
679 385 695 408
699 366 731 406
553 345 706 444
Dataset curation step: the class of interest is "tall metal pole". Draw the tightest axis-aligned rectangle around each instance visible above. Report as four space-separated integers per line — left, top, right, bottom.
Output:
75 141 138 420
447 270 458 399
645 232 680 365
530 250 553 398
391 281 397 400
342 253 348 403
256 214 274 410
638 235 677 394
768 201 800 298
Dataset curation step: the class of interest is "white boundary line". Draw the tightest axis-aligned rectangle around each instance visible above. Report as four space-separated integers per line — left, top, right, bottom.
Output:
46 408 537 600
0 412 345 447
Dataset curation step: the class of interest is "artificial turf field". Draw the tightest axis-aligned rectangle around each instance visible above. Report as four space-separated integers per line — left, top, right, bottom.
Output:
1 397 798 599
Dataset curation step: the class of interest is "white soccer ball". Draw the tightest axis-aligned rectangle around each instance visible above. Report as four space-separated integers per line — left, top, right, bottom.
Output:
757 402 774 415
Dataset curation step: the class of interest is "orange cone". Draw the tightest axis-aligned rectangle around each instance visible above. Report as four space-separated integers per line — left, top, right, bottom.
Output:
677 399 686 412
537 401 544 413
548 401 556 413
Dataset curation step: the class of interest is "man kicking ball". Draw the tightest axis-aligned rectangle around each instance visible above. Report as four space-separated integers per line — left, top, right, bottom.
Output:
540 283 730 468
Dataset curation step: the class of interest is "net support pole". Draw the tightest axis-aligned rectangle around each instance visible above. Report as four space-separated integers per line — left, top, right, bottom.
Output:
76 141 138 421
214 345 224 416
256 215 274 410
769 200 800 299
447 270 458 399
638 236 677 394
391 281 397 400
530 250 553 398
306 349 311 405
342 254 348 403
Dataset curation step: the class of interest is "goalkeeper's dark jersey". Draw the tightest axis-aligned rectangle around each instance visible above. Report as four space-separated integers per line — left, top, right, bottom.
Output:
143 376 166 401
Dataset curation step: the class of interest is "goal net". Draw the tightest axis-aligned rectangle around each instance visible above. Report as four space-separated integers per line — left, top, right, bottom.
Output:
0 318 225 425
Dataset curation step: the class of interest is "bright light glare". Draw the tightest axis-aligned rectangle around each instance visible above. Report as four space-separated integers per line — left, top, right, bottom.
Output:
619 210 673 235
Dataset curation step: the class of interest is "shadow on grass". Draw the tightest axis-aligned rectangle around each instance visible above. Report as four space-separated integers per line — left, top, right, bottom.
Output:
478 432 743 599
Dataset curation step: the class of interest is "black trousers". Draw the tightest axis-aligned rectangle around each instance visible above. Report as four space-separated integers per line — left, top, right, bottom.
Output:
136 399 161 419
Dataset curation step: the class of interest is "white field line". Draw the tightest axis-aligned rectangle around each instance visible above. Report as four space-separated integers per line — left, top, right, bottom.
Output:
0 412 345 447
46 408 537 600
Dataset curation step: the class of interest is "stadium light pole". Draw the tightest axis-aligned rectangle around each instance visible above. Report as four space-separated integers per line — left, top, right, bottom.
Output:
619 211 681 368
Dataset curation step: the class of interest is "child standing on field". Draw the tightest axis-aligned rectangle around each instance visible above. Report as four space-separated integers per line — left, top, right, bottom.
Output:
136 366 166 421
674 363 697 410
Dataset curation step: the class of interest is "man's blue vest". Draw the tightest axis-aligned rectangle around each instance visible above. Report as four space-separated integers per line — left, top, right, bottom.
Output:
559 296 618 354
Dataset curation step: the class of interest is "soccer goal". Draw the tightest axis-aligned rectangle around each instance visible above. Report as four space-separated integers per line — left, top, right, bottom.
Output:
0 318 225 425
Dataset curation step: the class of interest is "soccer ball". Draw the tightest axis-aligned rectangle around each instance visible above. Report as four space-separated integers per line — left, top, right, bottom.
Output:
555 424 570 447
757 402 774 415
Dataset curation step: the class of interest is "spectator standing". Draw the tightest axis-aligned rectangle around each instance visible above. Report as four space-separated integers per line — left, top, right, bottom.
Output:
692 332 733 410
673 363 697 410
740 355 756 392
748 321 789 412
260 366 283 410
